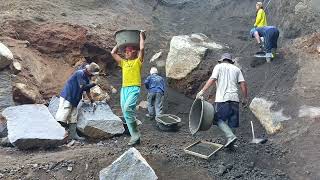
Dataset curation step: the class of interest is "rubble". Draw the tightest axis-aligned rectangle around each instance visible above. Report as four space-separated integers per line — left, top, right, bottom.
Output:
77 102 125 139
99 147 158 180
12 83 42 104
2 104 66 150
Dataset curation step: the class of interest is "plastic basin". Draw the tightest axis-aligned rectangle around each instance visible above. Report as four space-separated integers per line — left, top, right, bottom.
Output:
189 99 215 134
114 29 141 51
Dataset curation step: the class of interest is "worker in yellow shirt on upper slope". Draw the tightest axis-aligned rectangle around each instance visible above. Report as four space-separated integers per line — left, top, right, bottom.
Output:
254 2 267 28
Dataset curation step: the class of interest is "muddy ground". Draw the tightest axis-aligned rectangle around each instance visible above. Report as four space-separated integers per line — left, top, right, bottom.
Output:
0 0 319 179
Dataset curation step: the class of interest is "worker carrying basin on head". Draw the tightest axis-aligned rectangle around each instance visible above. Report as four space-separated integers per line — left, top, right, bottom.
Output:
55 62 100 141
111 30 145 146
250 26 279 62
196 53 249 148
254 1 268 28
144 67 166 120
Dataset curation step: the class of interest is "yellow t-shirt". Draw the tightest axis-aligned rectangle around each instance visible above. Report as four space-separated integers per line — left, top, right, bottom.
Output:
119 57 142 87
254 9 267 27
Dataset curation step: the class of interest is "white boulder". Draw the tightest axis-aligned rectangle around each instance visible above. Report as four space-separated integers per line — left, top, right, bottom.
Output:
0 42 13 69
166 34 223 80
249 97 291 134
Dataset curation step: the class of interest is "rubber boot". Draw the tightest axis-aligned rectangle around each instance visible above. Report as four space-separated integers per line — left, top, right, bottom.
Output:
217 120 237 148
127 121 140 146
69 123 85 141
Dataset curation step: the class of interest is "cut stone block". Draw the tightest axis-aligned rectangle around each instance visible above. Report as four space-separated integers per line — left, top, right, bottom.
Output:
2 104 66 150
100 147 158 180
77 102 125 139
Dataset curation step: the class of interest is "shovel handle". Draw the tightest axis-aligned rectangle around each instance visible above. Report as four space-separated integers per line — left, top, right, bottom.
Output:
250 121 255 139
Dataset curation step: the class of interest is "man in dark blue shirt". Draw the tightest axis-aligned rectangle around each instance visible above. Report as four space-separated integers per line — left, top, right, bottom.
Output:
250 26 279 62
144 67 165 119
56 62 100 140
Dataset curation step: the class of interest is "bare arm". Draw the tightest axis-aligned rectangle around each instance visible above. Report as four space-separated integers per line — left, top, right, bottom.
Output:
240 81 248 102
111 45 122 64
254 31 261 44
201 78 216 93
138 31 145 62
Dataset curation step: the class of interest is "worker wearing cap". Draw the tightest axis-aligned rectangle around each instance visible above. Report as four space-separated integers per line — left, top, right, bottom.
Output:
196 53 248 148
111 31 145 146
250 26 279 62
144 67 165 119
254 2 267 28
56 62 100 140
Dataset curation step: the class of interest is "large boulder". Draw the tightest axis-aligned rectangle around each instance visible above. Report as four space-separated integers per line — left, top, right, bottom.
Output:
166 34 223 80
77 102 125 139
0 42 14 69
100 147 158 180
0 70 14 111
48 96 60 117
12 83 42 104
249 97 291 134
2 104 66 150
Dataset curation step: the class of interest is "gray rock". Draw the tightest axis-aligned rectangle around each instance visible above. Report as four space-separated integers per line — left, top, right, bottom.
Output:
2 104 66 150
0 70 14 111
77 102 125 139
0 42 13 70
10 61 22 75
99 147 158 180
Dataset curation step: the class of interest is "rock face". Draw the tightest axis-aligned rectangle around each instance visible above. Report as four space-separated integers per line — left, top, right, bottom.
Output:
12 83 42 104
0 70 14 111
166 34 223 80
2 104 66 150
249 97 291 134
100 147 158 180
0 42 14 69
77 102 125 139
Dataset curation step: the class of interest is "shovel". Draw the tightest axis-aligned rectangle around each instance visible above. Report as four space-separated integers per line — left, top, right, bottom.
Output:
250 121 267 144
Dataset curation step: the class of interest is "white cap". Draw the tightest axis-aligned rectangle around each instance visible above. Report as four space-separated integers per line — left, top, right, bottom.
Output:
150 67 158 75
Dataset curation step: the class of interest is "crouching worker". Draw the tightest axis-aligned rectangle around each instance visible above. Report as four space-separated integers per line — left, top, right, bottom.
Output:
111 31 145 146
56 62 100 140
144 67 165 119
196 53 248 148
250 26 279 62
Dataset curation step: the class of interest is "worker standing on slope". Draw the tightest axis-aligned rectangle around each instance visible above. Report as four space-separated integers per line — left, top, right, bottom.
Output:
144 67 165 119
254 2 268 28
196 53 249 148
111 31 145 146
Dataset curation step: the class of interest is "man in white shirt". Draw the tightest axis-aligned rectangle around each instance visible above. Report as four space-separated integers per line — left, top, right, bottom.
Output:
196 53 248 147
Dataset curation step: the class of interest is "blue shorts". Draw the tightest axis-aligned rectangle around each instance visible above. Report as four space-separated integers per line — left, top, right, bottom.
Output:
214 101 239 128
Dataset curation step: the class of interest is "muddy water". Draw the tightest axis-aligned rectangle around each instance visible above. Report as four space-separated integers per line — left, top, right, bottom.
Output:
0 70 14 111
